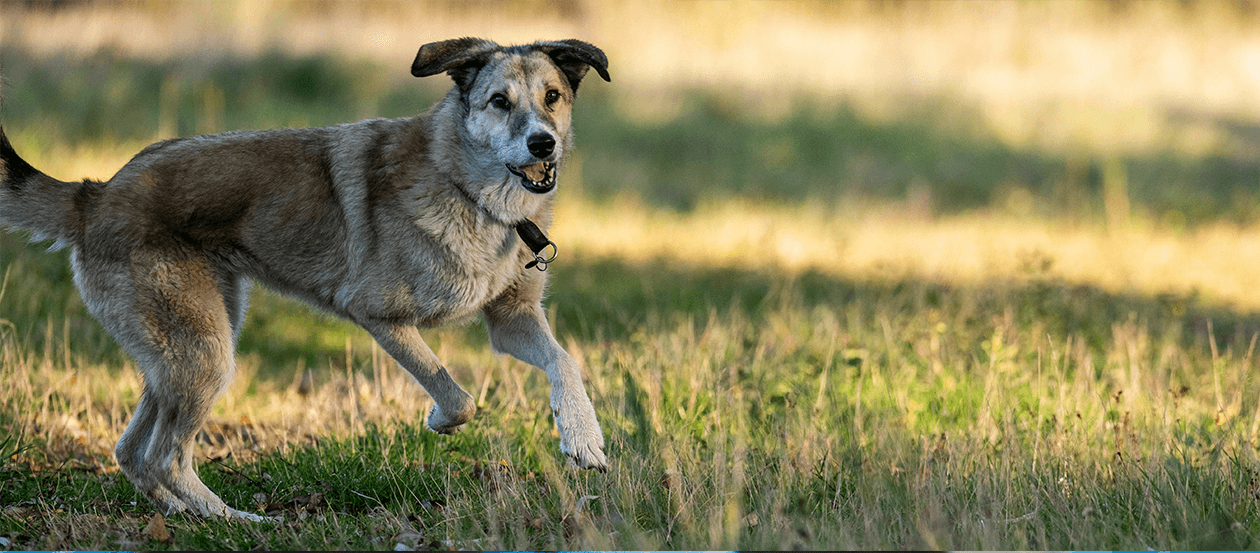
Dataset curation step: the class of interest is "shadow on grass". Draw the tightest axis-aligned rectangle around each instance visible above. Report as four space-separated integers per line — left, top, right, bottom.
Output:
547 252 1260 357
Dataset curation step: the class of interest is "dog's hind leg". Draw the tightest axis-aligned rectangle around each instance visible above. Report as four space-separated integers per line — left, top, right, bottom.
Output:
78 250 261 520
483 293 607 471
114 392 190 513
363 323 476 433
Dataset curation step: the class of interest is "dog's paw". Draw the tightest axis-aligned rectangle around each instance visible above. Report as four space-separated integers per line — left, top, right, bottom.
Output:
553 394 608 471
561 435 608 472
425 399 476 434
157 496 190 518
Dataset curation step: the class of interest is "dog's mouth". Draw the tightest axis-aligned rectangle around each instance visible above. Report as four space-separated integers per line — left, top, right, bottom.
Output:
506 162 556 194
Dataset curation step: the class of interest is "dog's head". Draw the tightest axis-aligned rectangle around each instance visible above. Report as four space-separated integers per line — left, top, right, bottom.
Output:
412 38 610 195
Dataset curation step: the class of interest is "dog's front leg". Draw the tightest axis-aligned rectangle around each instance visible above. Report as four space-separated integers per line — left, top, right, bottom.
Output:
483 298 608 471
363 323 477 433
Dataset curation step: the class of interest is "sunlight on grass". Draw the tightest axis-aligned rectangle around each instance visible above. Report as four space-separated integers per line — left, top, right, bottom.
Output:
554 196 1260 312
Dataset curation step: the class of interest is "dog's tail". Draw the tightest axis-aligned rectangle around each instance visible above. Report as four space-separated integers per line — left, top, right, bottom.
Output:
0 126 85 249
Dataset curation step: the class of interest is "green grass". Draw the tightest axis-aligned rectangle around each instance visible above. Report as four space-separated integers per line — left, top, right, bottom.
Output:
5 235 1260 549
3 47 1260 550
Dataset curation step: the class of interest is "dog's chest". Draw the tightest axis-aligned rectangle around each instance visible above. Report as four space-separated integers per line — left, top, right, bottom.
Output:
344 222 524 326
417 227 522 322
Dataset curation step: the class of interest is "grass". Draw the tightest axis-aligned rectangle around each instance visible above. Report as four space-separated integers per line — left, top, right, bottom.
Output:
2 38 1260 550
5 240 1260 549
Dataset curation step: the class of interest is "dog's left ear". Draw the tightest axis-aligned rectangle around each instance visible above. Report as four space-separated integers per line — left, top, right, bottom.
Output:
412 37 502 93
533 40 611 93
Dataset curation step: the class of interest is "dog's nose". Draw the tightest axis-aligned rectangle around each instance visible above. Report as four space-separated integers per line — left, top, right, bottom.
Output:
527 133 556 159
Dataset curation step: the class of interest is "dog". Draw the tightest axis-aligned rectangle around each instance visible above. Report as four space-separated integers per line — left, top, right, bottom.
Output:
0 37 610 520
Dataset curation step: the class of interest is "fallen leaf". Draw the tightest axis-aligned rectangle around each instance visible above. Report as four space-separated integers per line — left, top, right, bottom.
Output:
143 513 170 543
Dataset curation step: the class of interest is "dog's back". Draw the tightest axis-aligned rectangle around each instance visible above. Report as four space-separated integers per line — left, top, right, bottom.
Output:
2 118 446 315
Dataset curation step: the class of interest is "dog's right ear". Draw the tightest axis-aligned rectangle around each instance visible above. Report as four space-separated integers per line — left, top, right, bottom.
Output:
533 40 611 93
412 37 501 94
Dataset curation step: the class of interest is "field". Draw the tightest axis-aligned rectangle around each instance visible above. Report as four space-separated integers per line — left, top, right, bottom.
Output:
4 1 1260 550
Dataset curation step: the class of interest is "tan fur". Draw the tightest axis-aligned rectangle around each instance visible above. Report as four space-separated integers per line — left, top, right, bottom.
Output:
0 38 610 520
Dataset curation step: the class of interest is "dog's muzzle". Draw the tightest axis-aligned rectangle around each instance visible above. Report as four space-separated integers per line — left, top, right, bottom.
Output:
506 162 556 194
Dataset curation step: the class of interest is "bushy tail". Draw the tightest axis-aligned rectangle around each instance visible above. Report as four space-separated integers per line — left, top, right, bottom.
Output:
0 126 83 248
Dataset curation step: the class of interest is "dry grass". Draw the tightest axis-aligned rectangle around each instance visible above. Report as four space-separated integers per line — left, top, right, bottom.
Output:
0 312 450 473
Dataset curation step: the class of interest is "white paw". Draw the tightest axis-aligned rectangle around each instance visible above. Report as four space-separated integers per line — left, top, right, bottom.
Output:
561 433 608 471
553 393 607 471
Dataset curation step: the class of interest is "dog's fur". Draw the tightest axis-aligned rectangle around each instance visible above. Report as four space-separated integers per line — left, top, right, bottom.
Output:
0 38 610 520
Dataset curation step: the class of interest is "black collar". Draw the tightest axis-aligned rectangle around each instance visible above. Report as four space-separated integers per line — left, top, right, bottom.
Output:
515 219 557 271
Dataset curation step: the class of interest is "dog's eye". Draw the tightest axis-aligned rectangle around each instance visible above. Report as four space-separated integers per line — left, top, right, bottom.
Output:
490 94 511 110
544 90 560 106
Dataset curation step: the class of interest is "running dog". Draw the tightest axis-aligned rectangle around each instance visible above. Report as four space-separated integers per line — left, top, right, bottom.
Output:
0 37 610 520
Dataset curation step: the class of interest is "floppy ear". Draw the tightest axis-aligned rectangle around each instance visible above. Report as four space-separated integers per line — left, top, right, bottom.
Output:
532 39 611 93
411 37 501 93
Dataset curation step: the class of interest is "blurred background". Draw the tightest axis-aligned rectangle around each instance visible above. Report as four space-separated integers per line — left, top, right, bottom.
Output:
3 0 1259 220
3 0 1260 374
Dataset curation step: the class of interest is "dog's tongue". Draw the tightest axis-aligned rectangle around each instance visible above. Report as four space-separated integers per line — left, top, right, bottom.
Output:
518 163 548 182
